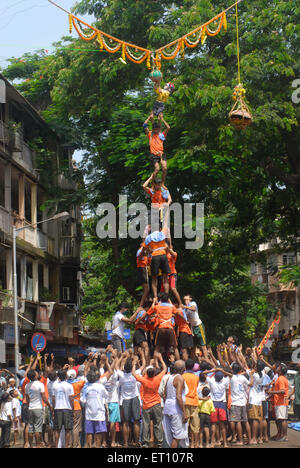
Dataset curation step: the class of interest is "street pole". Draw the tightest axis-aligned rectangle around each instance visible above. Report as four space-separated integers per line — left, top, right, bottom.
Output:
11 211 69 374
12 226 19 374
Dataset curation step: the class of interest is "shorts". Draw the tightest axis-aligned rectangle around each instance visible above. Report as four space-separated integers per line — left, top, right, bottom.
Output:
193 324 206 347
54 409 73 431
185 405 200 433
151 254 170 277
228 405 248 423
108 402 121 423
122 396 141 422
137 266 148 285
133 328 148 347
42 406 49 425
85 420 107 434
178 332 194 350
210 402 227 423
275 405 288 420
155 328 177 351
12 418 20 431
200 413 211 429
21 403 30 425
168 273 177 289
28 409 44 433
150 153 167 165
248 404 263 420
111 334 124 353
152 100 165 116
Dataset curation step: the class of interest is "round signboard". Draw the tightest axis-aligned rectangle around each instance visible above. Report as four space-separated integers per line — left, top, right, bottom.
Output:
31 332 47 353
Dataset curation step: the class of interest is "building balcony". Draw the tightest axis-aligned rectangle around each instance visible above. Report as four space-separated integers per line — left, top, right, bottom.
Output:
0 205 12 236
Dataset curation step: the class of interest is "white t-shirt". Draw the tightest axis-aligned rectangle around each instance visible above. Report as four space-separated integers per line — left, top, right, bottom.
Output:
52 381 74 410
248 372 264 406
11 398 21 417
0 401 12 421
25 381 45 410
112 311 126 339
85 382 108 421
117 370 140 402
208 376 230 402
230 374 250 407
184 301 202 327
47 379 57 405
104 371 119 404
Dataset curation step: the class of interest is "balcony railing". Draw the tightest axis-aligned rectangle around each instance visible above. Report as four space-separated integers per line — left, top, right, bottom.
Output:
0 205 12 236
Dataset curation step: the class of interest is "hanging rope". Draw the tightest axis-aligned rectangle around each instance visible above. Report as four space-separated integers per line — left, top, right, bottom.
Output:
235 1 241 85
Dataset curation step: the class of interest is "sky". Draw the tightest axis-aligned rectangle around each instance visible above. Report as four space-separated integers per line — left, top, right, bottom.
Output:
0 0 94 67
0 0 95 162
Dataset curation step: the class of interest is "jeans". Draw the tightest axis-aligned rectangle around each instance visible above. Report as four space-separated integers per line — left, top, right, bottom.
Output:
0 420 11 448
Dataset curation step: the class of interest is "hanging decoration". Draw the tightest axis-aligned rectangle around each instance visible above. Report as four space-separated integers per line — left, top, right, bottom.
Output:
47 0 243 72
256 310 281 356
229 1 253 129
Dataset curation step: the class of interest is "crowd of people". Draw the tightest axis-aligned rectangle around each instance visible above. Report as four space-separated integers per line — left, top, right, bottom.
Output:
1 78 299 450
0 312 299 449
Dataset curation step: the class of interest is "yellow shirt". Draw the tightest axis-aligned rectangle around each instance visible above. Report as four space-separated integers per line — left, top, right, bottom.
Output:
155 87 170 103
198 398 215 415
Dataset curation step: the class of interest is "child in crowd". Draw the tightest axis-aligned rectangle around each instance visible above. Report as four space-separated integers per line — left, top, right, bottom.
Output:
198 386 215 448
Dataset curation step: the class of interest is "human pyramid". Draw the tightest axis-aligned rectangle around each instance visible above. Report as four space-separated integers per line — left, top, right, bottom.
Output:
1 71 289 451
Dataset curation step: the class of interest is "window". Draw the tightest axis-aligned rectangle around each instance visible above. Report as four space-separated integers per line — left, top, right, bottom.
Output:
282 253 296 266
62 287 71 302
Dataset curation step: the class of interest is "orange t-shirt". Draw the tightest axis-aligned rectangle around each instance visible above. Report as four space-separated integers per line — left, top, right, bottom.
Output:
21 377 29 405
175 308 192 335
136 248 148 268
183 372 199 406
148 132 165 155
71 380 85 411
135 371 166 409
146 187 169 207
274 375 289 406
149 303 176 329
142 232 167 257
167 252 177 275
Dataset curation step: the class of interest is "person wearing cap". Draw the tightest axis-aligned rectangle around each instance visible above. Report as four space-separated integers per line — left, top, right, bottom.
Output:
143 112 170 185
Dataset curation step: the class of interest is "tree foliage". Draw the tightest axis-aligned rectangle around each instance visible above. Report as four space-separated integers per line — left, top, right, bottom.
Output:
2 0 299 343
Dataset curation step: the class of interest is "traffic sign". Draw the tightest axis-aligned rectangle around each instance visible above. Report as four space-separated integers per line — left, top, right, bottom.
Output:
31 332 47 353
107 329 131 340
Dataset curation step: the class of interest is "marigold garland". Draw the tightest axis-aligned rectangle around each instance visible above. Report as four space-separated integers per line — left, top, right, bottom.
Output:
67 3 231 68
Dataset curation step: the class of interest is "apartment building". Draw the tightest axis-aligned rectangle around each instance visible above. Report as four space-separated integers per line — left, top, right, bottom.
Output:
250 241 300 335
0 74 83 366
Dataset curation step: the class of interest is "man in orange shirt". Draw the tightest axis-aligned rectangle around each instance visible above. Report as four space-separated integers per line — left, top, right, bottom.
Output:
174 303 193 361
67 369 86 448
143 112 170 184
141 226 170 299
183 359 200 448
147 293 179 359
267 363 289 441
132 352 167 448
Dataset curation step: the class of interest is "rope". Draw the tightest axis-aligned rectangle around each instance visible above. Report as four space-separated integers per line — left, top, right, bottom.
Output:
235 2 241 84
